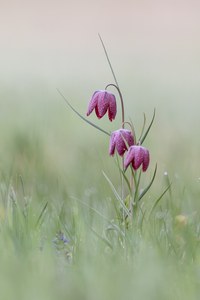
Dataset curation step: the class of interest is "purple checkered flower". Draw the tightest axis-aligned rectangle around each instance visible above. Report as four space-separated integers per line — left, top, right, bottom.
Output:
124 145 150 172
109 129 135 156
86 90 117 121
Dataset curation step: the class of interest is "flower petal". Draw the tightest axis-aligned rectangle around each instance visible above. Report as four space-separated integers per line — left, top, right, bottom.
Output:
115 133 127 156
109 132 116 156
95 105 101 119
132 146 144 170
142 148 150 172
124 146 136 169
97 91 109 118
108 94 117 121
86 91 99 116
123 130 135 147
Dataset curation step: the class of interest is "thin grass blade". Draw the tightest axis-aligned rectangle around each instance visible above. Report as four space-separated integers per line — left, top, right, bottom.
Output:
140 109 156 144
103 171 131 217
115 155 131 193
98 34 119 88
138 164 157 201
138 113 146 142
134 170 142 204
35 201 48 227
72 196 124 237
148 183 172 219
90 227 113 249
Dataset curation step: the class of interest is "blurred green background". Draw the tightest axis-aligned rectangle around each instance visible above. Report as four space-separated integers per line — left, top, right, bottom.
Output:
1 0 200 179
0 1 200 299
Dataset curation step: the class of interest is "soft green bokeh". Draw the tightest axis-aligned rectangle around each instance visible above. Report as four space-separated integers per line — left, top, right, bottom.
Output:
0 79 199 299
0 1 200 299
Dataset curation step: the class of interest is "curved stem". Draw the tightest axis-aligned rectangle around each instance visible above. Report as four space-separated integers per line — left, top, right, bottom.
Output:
122 120 136 143
105 83 125 129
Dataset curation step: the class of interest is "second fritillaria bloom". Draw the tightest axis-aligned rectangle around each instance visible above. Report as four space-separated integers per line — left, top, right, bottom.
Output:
124 145 150 172
86 90 117 121
109 129 135 156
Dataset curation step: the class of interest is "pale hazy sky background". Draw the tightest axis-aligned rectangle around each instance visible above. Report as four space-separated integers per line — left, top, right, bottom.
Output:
1 0 200 83
0 0 200 128
0 0 200 175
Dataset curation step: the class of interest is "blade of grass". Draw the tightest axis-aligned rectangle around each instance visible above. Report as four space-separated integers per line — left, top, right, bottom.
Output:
35 201 48 227
138 164 157 201
134 170 142 205
140 109 156 144
90 227 113 249
71 196 125 237
98 33 119 88
138 113 146 143
115 156 131 193
103 171 131 217
148 183 172 219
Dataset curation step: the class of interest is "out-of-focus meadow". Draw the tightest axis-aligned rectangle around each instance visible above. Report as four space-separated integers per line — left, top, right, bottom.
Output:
0 1 200 299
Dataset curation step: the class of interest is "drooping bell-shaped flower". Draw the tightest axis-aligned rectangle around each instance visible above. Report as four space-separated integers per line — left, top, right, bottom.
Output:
109 129 135 156
124 145 150 172
86 90 117 121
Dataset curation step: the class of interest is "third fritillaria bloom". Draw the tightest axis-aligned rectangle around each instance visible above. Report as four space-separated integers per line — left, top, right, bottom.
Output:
124 145 150 172
109 129 134 156
86 90 117 121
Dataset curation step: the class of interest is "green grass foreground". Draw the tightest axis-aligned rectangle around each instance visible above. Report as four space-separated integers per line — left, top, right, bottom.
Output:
0 90 200 300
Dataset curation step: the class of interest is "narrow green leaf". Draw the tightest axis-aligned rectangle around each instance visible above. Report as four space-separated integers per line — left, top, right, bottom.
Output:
140 109 156 144
71 196 124 237
115 155 123 191
139 207 147 231
98 33 119 88
138 113 146 143
35 201 48 227
103 171 131 217
90 227 113 249
138 164 157 201
121 170 131 193
131 167 137 188
57 89 110 136
129 119 136 143
134 170 142 204
148 183 172 219
115 157 131 193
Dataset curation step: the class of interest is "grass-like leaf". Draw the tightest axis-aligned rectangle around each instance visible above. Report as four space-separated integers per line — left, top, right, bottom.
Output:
140 109 156 144
57 89 110 136
72 196 124 237
138 113 146 143
138 164 157 201
115 155 131 193
35 201 48 227
148 183 172 219
121 169 131 193
103 171 131 217
98 34 119 88
90 227 113 249
134 170 142 204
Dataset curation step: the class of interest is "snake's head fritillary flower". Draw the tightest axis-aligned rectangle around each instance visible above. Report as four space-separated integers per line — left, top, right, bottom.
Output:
109 129 135 156
124 145 150 172
86 90 117 121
